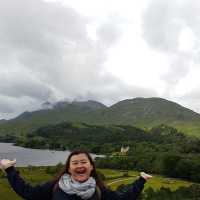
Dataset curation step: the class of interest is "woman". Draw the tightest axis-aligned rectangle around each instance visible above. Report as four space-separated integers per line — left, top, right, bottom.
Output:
0 150 152 200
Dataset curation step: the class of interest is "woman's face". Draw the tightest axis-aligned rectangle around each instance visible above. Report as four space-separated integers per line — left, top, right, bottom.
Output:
68 153 94 182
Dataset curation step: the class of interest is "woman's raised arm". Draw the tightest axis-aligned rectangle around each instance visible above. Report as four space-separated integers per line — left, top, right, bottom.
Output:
0 159 54 200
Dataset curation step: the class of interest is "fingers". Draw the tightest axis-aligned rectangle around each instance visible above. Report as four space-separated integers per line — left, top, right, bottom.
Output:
140 172 153 180
10 159 16 165
0 159 6 170
0 158 16 170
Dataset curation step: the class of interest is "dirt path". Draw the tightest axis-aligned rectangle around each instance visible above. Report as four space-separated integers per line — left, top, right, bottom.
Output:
107 177 135 185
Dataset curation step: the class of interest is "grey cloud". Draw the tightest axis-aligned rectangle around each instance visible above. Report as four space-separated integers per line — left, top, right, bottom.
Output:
0 71 54 101
0 97 14 114
142 0 200 93
176 89 200 113
0 0 88 76
0 95 44 119
0 0 88 51
96 16 123 47
72 74 158 106
0 0 131 119
142 0 183 52
161 53 190 85
143 0 200 53
179 87 200 102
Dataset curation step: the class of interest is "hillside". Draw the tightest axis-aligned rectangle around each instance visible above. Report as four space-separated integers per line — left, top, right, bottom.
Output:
6 122 200 183
0 97 200 136
0 100 107 136
98 98 200 136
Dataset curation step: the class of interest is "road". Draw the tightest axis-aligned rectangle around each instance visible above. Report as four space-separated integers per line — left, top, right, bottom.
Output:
107 177 136 185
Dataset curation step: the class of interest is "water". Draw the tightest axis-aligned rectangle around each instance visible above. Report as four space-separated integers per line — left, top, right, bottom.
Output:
0 143 73 166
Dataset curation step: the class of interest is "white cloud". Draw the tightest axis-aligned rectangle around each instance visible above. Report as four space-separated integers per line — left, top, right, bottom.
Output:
0 0 200 119
0 0 156 119
142 0 200 101
178 27 196 52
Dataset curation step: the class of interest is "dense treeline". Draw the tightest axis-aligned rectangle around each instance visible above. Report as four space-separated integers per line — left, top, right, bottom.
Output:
2 122 200 182
95 151 200 182
117 184 200 200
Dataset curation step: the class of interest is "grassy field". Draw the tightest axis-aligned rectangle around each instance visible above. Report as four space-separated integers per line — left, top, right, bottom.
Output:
0 167 53 200
0 167 195 200
99 169 193 191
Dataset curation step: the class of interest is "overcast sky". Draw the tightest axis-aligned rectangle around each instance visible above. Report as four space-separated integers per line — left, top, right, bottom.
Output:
1 0 200 119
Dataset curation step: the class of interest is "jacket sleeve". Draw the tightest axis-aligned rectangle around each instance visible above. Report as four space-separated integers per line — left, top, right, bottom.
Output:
119 177 146 200
5 167 54 200
102 176 146 200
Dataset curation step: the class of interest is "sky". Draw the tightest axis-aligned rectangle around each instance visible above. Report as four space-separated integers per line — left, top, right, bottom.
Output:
1 0 200 119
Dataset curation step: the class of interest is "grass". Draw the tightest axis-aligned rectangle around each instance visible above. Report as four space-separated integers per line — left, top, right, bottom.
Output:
0 167 52 200
0 167 196 200
98 169 193 191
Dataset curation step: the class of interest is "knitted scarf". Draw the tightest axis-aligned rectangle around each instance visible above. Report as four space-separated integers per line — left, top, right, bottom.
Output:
59 174 96 199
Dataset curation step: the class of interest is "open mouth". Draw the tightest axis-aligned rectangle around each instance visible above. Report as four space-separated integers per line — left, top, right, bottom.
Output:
75 168 87 174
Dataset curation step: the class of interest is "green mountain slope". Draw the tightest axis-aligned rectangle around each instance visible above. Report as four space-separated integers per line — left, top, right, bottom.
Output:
97 98 200 131
0 100 107 136
0 97 200 136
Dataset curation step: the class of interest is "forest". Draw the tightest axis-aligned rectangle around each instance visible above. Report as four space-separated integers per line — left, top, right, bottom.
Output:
1 122 200 183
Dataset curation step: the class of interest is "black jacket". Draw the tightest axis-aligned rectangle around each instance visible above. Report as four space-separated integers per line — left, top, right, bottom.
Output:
6 167 146 200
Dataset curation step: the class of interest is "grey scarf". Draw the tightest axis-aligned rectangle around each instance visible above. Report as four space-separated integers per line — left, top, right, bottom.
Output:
59 174 96 200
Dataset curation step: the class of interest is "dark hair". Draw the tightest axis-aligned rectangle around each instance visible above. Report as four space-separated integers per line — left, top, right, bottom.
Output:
53 150 105 192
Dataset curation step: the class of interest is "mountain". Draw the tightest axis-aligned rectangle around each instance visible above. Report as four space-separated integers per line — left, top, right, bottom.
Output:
100 97 200 123
0 100 107 136
41 101 54 109
70 100 106 110
0 97 200 137
0 119 7 124
87 97 200 136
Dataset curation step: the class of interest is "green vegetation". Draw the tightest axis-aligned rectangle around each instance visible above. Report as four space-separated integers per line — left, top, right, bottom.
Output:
0 167 198 200
1 97 200 199
1 97 200 136
0 166 52 200
2 122 200 183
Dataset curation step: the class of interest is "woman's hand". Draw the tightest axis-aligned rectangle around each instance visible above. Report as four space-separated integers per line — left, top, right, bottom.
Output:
140 172 152 180
0 159 16 170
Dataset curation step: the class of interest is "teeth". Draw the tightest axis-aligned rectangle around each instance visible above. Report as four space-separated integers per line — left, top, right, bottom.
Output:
77 173 85 176
76 170 86 173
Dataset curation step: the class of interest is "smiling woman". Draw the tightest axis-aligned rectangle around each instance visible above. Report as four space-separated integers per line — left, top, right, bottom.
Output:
68 153 94 182
0 150 152 200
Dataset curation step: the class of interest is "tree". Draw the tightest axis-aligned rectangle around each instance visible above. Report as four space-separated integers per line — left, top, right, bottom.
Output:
161 154 181 177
